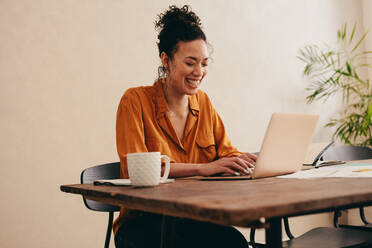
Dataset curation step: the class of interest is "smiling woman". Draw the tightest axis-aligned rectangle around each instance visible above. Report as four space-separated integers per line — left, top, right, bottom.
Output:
114 5 257 248
161 39 209 97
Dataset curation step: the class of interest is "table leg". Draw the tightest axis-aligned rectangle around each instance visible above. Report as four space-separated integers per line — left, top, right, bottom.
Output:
160 215 173 248
265 217 282 248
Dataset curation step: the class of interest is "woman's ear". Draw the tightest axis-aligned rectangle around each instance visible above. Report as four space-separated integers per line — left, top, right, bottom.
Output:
160 52 169 69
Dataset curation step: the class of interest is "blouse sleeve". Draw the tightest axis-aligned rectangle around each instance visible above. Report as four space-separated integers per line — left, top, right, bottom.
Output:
116 89 148 178
211 103 242 159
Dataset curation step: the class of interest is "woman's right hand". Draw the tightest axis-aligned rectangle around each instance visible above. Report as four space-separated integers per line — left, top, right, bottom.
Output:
198 157 253 177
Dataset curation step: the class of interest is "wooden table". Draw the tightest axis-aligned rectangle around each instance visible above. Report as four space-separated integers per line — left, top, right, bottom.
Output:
61 160 372 247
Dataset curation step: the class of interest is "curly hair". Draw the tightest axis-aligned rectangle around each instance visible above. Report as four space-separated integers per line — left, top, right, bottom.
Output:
155 5 207 77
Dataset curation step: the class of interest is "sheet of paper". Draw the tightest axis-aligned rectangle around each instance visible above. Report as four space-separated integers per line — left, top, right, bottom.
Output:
94 179 131 186
94 178 175 186
278 163 372 179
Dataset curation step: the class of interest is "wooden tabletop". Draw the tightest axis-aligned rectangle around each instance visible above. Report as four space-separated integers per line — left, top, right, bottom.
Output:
61 172 372 227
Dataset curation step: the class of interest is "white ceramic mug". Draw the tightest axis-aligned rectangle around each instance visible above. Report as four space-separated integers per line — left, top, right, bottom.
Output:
126 152 170 187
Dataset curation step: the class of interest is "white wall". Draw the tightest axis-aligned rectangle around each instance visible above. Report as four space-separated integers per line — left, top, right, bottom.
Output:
200 0 365 152
0 0 368 247
363 0 372 77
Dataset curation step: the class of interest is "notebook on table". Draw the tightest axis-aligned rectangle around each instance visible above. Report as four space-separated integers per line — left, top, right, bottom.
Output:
202 113 319 180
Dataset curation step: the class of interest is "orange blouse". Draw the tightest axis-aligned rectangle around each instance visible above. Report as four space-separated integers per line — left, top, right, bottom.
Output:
113 79 242 234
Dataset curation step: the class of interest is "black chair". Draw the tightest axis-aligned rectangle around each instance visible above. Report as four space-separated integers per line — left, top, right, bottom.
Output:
249 145 372 248
321 146 372 231
322 145 372 162
81 162 121 248
250 220 372 248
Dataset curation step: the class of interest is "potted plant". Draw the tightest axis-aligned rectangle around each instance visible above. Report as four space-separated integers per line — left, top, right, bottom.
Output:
298 23 372 147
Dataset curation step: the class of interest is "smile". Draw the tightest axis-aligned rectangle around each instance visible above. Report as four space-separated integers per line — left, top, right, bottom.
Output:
186 79 200 87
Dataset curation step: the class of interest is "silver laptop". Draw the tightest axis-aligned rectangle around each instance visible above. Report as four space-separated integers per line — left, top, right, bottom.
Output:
203 113 319 180
251 113 319 179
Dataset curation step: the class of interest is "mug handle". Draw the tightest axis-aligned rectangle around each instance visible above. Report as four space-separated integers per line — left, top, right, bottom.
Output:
160 155 170 183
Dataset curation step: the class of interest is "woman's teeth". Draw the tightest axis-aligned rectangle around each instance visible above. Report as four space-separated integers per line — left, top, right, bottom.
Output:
186 79 199 85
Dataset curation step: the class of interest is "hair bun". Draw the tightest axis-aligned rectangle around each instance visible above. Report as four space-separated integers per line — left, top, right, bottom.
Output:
155 5 202 32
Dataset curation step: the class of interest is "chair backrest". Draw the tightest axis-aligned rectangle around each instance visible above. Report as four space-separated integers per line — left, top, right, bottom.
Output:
81 162 121 212
322 145 372 161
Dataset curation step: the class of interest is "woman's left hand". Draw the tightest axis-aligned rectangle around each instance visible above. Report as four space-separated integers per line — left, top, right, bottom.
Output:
238 152 257 168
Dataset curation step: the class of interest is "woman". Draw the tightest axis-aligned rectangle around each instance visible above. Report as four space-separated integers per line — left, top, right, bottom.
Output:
114 5 257 248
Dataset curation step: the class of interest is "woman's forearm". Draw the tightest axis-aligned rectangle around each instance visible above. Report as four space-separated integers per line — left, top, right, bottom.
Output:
166 155 256 178
168 163 202 178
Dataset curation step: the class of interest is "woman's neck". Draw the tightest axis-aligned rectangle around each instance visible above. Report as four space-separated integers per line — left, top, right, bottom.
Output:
162 78 189 114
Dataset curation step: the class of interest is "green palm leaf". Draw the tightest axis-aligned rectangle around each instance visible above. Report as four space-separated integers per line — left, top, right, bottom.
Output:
298 23 372 147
